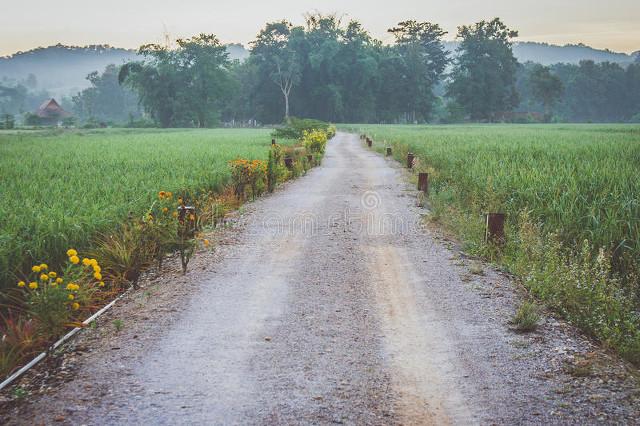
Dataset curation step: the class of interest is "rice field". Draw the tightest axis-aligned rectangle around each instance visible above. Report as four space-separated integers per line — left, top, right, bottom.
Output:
0 128 286 293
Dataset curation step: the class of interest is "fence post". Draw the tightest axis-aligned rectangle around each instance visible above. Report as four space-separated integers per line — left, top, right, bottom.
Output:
386 147 392 156
407 152 415 169
485 213 506 245
271 139 276 146
418 173 429 193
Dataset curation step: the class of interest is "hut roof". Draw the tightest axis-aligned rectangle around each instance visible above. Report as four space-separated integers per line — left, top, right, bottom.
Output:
36 98 71 118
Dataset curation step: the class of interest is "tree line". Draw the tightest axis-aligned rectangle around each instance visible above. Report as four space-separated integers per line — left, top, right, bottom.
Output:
2 15 639 127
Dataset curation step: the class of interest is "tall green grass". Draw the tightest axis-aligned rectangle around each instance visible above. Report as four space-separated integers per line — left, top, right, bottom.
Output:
0 128 283 293
342 123 640 362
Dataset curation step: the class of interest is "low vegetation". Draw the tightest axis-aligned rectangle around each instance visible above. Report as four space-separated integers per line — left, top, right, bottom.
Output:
346 123 640 363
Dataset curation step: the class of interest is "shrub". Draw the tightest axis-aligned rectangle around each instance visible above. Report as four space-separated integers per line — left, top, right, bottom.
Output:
302 129 328 154
229 159 268 200
272 117 332 140
511 301 540 332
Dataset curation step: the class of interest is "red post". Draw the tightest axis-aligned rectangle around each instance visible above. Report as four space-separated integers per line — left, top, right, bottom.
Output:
386 147 392 156
418 173 429 193
485 213 506 245
407 152 415 169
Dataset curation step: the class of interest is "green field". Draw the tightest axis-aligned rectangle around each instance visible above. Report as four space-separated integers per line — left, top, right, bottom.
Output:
341 123 640 361
0 128 284 292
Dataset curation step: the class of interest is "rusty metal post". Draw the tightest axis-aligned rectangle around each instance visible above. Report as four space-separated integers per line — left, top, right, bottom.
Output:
485 213 506 245
407 152 415 169
418 173 429 193
386 147 392 156
366 138 372 147
284 157 293 169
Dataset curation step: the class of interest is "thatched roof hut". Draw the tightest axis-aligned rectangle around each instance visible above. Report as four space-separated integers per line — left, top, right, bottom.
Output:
35 98 71 124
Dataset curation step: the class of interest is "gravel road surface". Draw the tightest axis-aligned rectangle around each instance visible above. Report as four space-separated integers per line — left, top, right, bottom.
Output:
2 132 639 425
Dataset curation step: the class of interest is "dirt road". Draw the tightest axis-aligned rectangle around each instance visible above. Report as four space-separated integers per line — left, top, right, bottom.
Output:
3 132 639 425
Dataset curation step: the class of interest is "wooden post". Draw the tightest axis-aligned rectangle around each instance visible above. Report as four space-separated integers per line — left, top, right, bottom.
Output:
418 173 429 193
407 152 415 169
271 139 276 146
386 147 392 156
485 213 506 245
367 138 372 147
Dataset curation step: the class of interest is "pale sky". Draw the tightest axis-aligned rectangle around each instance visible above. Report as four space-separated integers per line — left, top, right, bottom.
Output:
1 0 638 56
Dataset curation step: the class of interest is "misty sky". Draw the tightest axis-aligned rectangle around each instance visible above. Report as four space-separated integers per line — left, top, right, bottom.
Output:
1 0 638 56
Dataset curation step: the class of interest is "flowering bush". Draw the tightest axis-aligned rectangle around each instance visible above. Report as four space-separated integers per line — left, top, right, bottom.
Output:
17 250 106 336
229 159 267 199
302 129 328 154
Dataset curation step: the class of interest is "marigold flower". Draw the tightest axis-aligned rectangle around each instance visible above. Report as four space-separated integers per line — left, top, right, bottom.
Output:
17 281 25 288
56 277 63 284
203 239 210 247
71 302 80 310
40 263 48 270
94 272 103 281
82 258 92 266
93 265 101 273
67 249 78 257
99 281 105 287
70 255 80 264
32 265 41 273
39 273 49 281
66 283 79 291
162 207 169 213
90 259 98 266
172 211 178 218
159 191 166 199
166 192 173 199
49 271 57 278
68 294 75 300
29 282 38 289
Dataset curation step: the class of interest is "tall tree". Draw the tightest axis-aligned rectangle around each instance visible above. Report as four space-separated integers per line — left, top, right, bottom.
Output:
528 64 563 122
447 18 519 121
387 20 449 122
251 21 303 121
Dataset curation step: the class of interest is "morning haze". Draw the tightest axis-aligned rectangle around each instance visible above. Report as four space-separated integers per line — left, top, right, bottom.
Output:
1 0 639 55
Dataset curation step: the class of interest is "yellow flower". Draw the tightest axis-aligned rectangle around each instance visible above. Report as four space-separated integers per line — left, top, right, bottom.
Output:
203 239 210 247
94 272 102 281
71 302 80 310
39 273 49 281
159 191 166 199
32 265 41 273
29 282 38 290
70 255 80 264
162 207 169 214
56 277 64 284
66 249 77 257
66 283 79 291
82 258 92 266
40 263 48 270
17 281 25 288
93 265 101 273
49 271 57 278
68 294 75 300
90 259 98 267
172 211 178 218
99 281 105 287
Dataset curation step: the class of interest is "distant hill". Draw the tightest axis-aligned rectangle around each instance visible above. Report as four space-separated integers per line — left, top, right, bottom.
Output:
443 41 636 66
0 43 250 98
0 41 635 97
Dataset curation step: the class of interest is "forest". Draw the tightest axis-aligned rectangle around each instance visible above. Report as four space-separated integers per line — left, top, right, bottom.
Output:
1 15 639 127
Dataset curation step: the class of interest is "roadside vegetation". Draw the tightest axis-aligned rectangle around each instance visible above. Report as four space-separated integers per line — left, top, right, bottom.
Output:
0 122 333 378
345 123 640 364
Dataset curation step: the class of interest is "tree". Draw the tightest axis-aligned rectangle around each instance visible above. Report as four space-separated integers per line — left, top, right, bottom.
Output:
387 20 449 122
251 21 303 121
176 34 233 127
528 64 563 122
447 18 520 121
72 64 141 123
